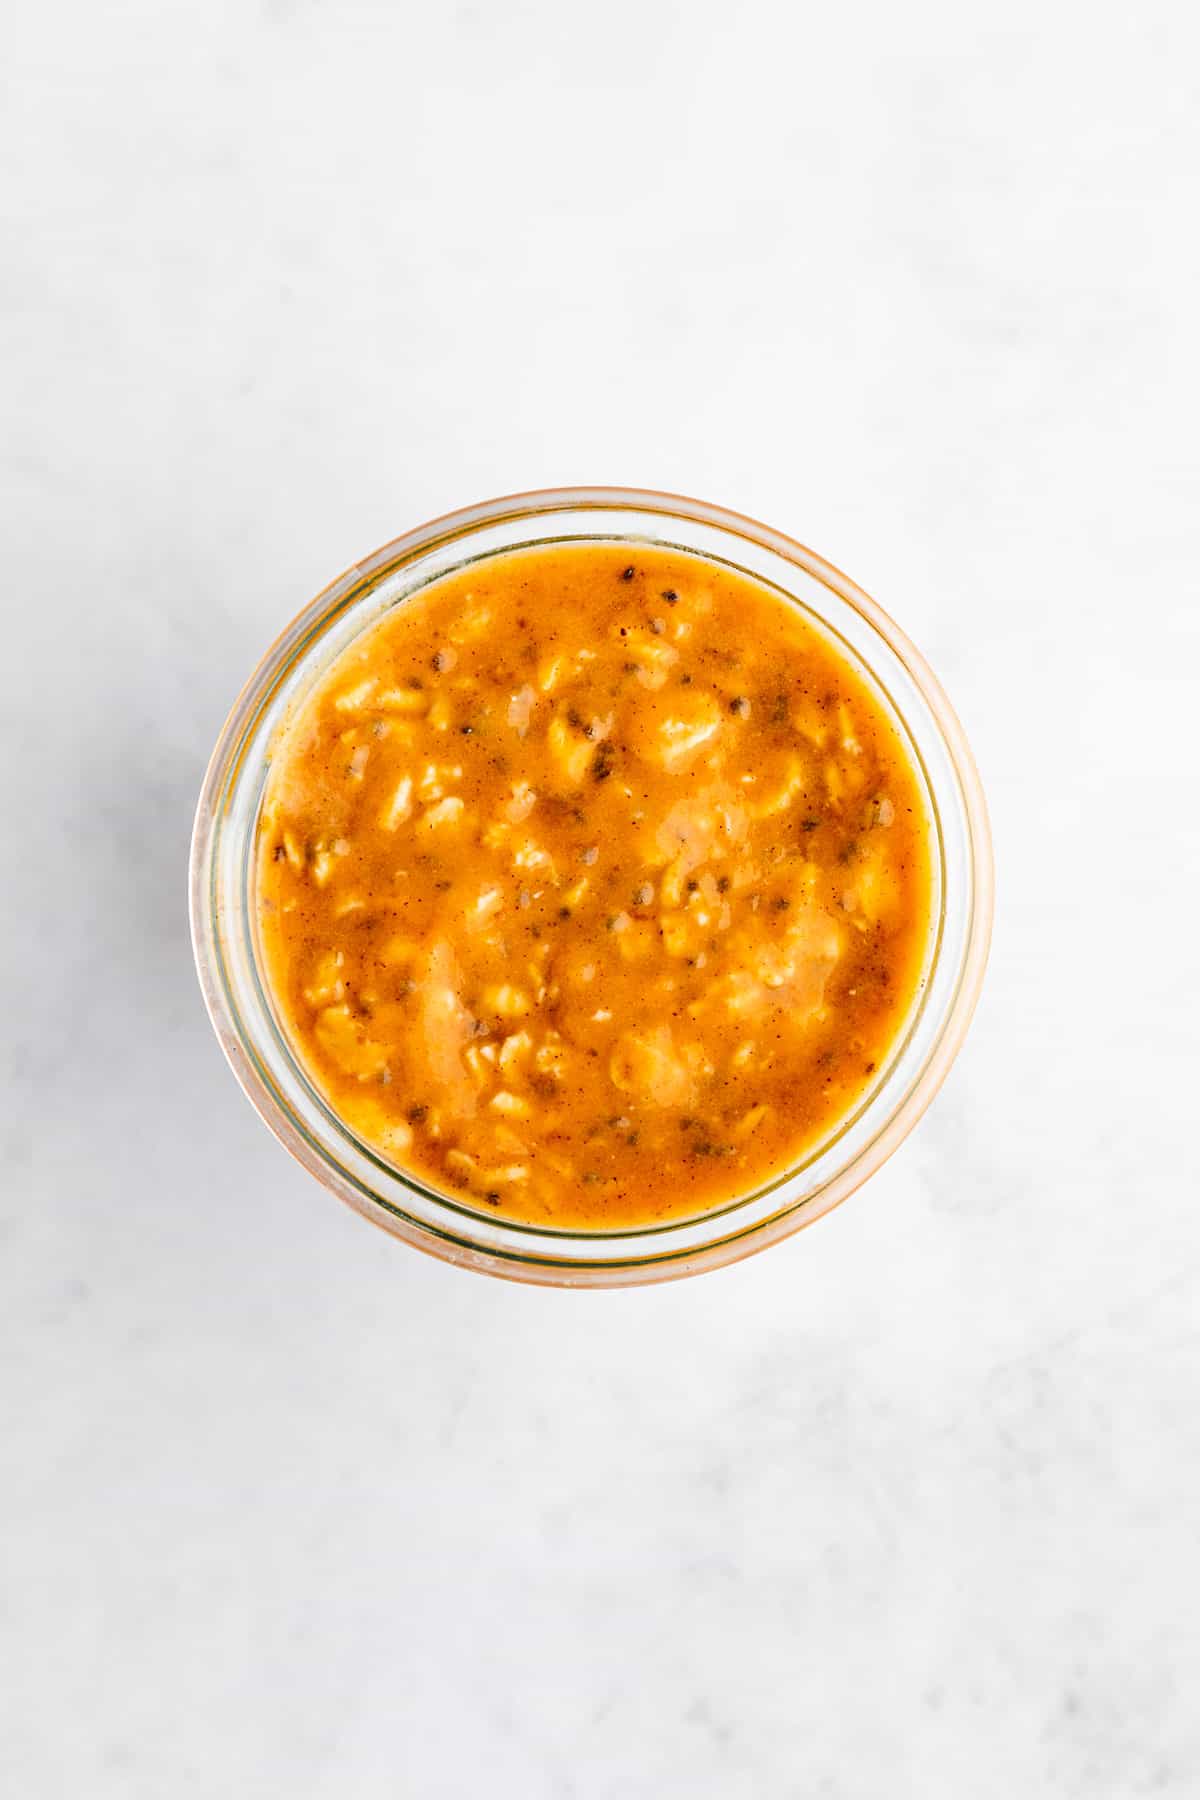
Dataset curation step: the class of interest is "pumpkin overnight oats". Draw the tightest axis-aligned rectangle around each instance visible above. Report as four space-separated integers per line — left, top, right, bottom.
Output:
254 542 933 1229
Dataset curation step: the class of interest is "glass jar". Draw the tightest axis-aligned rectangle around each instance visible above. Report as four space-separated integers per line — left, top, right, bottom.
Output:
190 488 993 1286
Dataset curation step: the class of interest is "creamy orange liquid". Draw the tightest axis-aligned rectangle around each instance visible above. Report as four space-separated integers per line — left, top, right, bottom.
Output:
256 544 932 1228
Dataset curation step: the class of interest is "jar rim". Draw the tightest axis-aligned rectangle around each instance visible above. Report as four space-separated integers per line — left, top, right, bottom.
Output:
190 486 993 1286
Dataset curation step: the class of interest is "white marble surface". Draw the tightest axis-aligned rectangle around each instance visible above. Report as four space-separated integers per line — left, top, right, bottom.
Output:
4 2 1199 1793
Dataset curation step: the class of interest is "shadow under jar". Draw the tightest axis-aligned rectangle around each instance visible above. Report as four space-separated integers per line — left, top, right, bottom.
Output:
191 488 992 1286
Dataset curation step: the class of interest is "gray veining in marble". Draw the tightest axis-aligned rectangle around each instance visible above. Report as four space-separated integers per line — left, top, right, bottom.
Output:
3 2 1198 1794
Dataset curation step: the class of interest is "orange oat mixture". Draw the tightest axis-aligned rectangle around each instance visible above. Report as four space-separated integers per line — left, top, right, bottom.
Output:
256 543 932 1228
